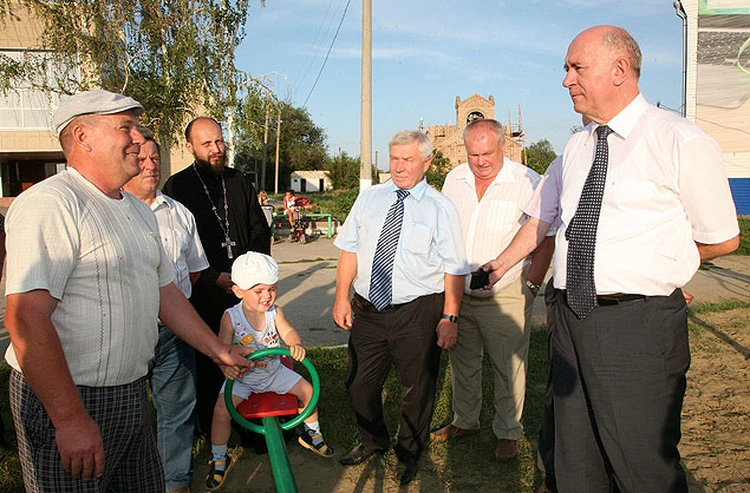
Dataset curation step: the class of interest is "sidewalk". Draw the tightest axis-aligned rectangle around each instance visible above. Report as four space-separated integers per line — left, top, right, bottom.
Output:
1 234 749 353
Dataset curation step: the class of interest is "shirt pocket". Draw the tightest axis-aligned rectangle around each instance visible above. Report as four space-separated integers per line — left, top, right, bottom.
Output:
478 200 525 236
402 222 432 255
606 178 658 209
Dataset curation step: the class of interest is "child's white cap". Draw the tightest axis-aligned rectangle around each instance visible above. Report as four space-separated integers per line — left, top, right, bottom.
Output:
231 252 280 289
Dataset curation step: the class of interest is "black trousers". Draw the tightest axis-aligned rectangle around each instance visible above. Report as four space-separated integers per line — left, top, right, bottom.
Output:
346 292 444 462
190 285 263 451
538 279 558 491
190 283 234 436
553 288 690 493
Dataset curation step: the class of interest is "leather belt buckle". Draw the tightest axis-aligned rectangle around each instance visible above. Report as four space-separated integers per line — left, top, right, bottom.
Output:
383 301 406 311
596 295 621 306
596 293 645 306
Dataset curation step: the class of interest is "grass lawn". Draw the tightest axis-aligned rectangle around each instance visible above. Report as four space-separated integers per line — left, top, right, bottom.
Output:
735 216 750 255
0 366 22 493
0 325 549 492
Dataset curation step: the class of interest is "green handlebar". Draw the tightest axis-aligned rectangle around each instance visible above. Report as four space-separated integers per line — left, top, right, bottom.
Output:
224 347 321 435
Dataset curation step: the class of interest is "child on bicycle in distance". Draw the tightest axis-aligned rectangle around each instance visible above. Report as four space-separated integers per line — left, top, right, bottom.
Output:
283 189 299 228
206 252 334 490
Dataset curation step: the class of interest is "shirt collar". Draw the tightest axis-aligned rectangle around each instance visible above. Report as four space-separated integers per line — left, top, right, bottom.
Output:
494 158 516 183
150 190 169 211
456 158 514 188
596 92 647 140
455 163 474 182
387 177 428 201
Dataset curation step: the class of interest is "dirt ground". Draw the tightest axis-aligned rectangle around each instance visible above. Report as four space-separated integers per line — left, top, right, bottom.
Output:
194 307 750 493
681 308 750 493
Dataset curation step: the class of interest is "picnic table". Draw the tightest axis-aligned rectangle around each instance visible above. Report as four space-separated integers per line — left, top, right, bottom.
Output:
271 212 335 238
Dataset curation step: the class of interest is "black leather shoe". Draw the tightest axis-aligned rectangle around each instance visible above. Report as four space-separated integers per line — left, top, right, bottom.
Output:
395 459 418 485
340 443 378 466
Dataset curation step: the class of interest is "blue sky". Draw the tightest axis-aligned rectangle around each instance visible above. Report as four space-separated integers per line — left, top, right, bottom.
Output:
238 0 684 168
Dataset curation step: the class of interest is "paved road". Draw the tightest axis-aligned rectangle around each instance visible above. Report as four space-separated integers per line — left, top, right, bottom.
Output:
1 232 749 353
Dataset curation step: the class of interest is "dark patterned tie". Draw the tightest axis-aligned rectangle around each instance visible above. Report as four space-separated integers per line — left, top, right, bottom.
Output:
565 125 613 319
369 189 410 311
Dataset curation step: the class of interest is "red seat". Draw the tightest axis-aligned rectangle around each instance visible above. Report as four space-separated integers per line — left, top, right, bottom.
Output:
236 355 298 419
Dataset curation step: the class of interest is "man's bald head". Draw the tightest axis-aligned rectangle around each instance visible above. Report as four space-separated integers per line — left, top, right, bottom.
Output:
562 25 642 123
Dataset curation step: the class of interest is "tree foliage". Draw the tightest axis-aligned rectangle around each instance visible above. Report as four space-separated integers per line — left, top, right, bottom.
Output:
426 149 452 189
0 0 259 146
524 139 557 175
234 100 328 192
276 104 328 172
323 151 360 191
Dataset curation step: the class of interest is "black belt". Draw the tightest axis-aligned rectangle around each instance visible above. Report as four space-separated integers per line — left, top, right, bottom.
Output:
353 292 409 311
561 290 646 306
595 293 647 306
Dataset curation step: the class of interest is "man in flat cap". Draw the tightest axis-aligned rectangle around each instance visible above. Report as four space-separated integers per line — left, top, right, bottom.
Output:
4 89 253 492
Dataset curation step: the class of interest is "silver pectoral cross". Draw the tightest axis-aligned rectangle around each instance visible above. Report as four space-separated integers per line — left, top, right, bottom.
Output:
222 237 237 259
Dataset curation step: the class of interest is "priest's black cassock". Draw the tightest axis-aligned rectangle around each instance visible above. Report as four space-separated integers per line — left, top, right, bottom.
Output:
163 162 271 435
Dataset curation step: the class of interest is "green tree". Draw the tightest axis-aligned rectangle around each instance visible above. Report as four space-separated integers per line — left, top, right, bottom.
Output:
0 0 259 147
426 149 452 189
324 151 360 191
234 100 328 192
524 139 557 175
232 84 280 191
277 104 328 171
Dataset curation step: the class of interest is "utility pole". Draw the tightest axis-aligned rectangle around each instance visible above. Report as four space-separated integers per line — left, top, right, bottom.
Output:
359 0 372 191
274 105 282 194
261 105 270 192
673 1 688 118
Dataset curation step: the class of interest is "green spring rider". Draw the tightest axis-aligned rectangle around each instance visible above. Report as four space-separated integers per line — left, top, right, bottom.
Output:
224 347 320 493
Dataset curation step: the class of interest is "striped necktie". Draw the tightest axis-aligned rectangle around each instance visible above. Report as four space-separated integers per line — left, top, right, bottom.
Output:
369 189 410 311
565 125 613 319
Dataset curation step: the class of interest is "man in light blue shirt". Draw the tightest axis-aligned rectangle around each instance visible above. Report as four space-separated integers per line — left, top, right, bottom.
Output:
333 130 469 485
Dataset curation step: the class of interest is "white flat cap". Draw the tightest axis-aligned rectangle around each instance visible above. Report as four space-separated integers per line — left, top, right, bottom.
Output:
52 89 144 136
232 252 280 289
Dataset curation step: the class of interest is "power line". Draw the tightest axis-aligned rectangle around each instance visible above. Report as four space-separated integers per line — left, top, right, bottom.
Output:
295 0 339 91
302 0 353 108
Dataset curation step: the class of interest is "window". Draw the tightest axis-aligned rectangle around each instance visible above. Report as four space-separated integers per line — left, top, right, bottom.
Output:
0 51 78 130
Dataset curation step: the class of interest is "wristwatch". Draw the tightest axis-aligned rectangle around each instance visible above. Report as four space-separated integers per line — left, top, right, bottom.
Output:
441 314 458 323
525 279 540 297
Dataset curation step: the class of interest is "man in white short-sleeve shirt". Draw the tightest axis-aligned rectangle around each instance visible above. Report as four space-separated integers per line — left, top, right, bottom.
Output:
434 118 554 463
4 90 251 493
485 26 739 492
123 130 209 493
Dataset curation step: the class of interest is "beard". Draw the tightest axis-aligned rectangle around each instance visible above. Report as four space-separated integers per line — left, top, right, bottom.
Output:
194 154 226 175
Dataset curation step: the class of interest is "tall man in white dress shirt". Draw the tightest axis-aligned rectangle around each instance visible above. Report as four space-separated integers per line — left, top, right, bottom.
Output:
333 130 469 485
4 90 251 493
433 119 554 462
123 130 209 493
484 26 740 492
